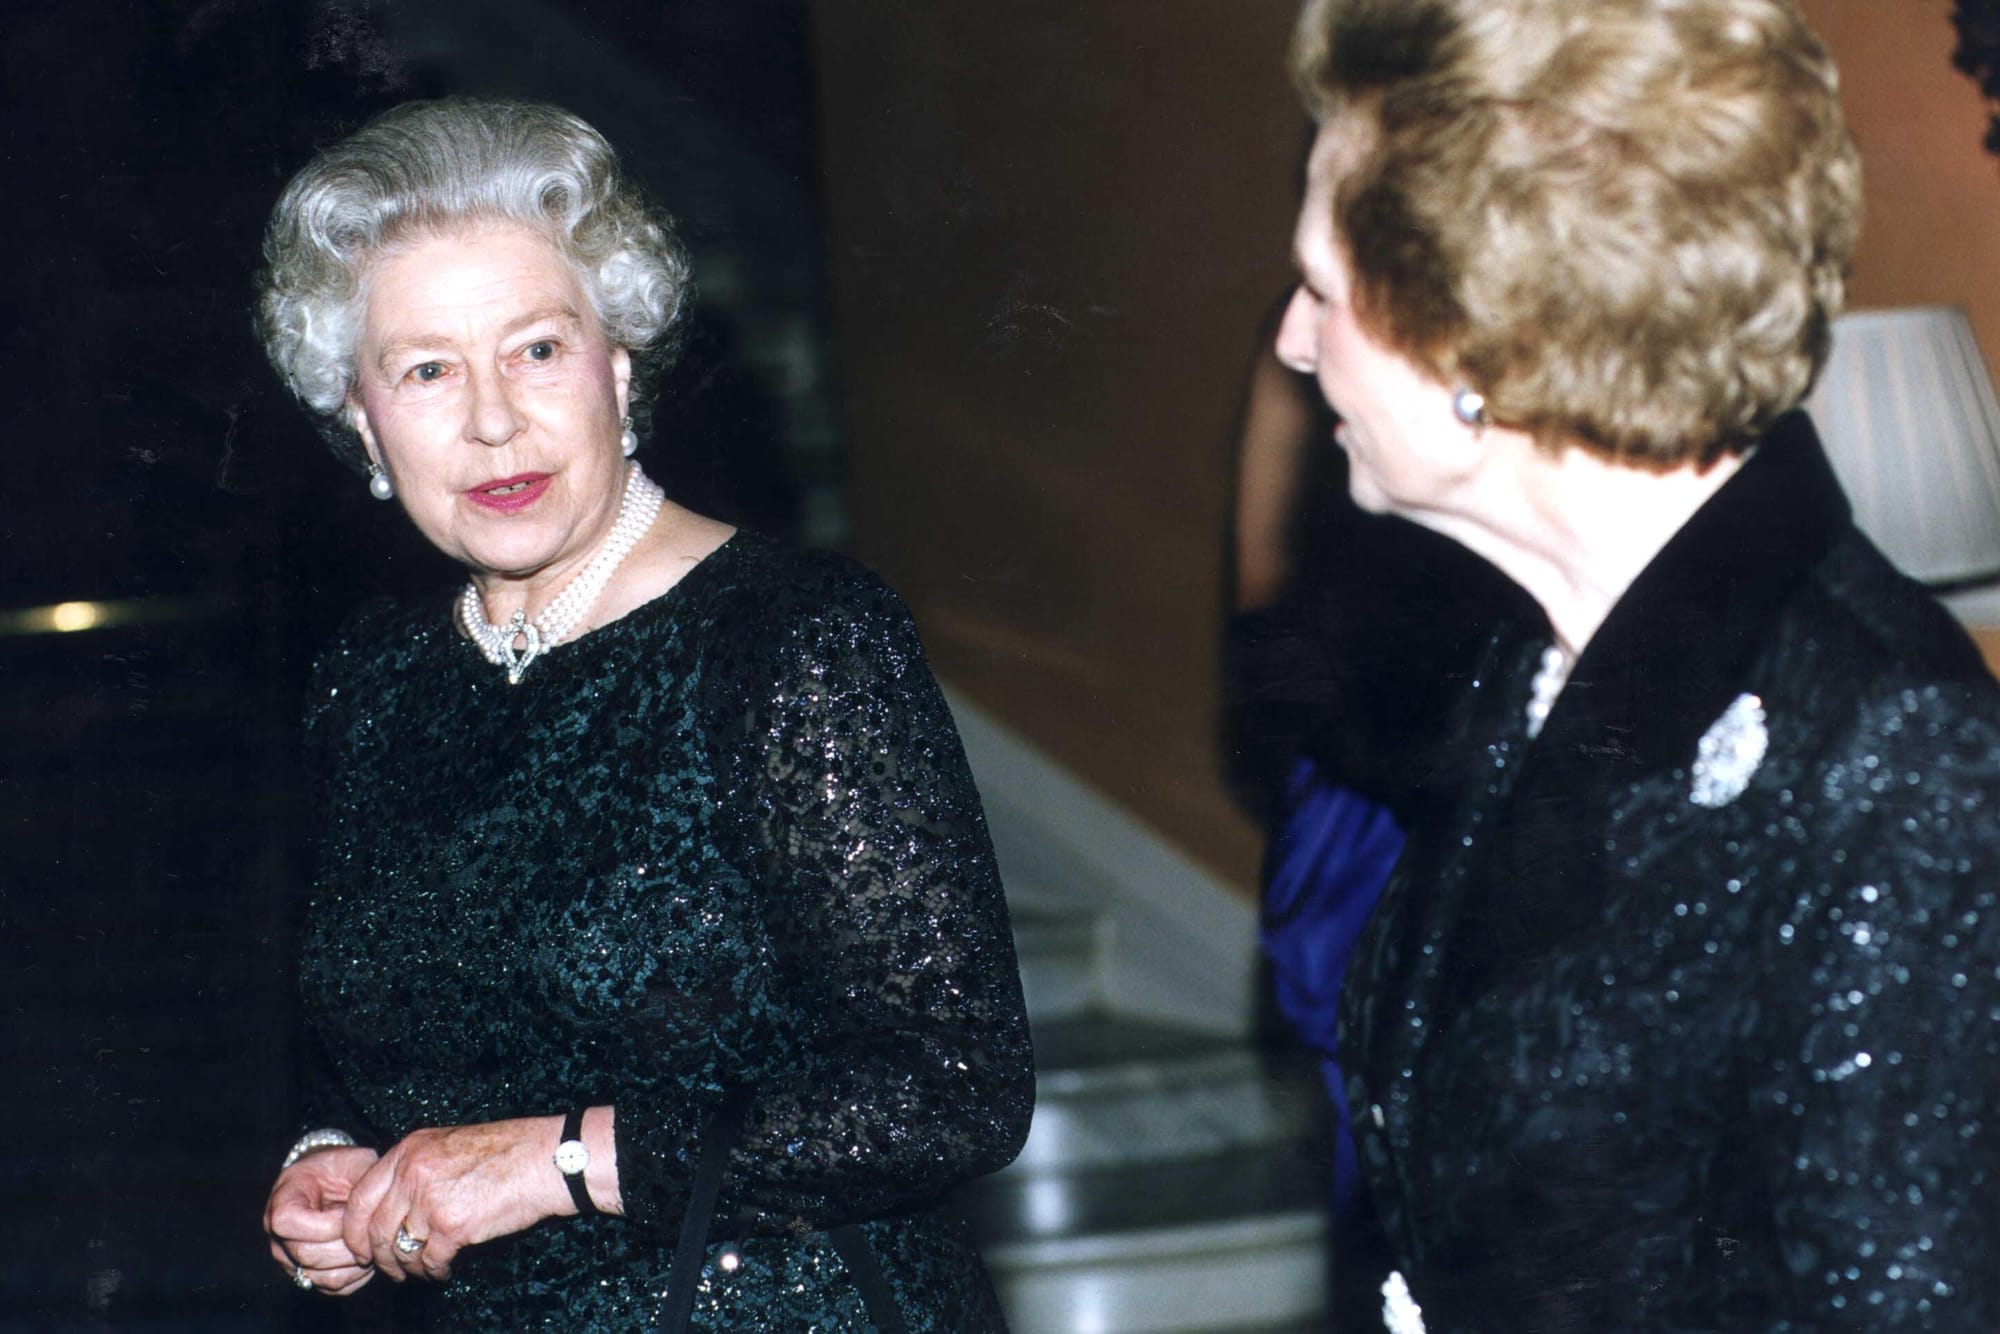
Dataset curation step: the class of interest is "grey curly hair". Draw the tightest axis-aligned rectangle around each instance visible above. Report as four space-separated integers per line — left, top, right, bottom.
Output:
254 97 692 471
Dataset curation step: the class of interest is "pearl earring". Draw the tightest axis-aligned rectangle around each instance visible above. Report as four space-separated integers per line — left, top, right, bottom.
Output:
368 464 395 501
620 416 639 458
1452 387 1489 433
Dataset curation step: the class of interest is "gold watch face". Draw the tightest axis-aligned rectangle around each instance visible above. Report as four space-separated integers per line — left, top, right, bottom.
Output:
554 1139 590 1175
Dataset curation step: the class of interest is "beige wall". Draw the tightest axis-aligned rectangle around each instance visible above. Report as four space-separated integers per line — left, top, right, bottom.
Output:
1801 0 2000 386
812 4 1304 889
811 4 2000 894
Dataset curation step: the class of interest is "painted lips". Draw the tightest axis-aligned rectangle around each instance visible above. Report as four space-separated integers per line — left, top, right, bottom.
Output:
465 473 552 512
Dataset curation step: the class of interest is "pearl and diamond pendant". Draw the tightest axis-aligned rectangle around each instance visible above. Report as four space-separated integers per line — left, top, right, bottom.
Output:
458 461 665 684
491 609 545 685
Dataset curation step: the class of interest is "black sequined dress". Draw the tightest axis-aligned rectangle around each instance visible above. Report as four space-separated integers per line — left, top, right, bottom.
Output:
1340 414 2000 1331
296 534 1033 1330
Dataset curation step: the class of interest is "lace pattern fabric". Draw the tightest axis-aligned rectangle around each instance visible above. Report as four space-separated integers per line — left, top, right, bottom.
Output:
297 534 1032 1330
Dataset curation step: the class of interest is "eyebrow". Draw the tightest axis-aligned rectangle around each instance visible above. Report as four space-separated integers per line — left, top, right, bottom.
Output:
373 305 587 372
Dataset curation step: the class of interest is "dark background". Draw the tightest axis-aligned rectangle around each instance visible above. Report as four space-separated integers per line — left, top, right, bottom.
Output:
3 1 839 1326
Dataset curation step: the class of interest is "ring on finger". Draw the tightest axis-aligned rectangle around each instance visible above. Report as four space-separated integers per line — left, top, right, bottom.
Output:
394 1225 427 1256
293 1263 315 1290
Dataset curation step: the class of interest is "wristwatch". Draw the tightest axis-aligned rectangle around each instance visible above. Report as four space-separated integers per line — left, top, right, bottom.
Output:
554 1107 597 1216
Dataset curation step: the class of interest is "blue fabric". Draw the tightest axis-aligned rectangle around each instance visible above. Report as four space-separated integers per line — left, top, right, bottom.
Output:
1260 756 1404 1214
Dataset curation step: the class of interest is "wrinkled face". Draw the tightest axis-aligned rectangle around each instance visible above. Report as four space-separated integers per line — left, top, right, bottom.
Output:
1275 122 1471 521
346 221 632 583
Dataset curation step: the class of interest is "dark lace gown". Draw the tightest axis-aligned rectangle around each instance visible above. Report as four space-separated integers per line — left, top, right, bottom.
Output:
295 533 1034 1330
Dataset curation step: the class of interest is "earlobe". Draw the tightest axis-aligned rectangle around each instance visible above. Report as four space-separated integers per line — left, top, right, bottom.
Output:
346 397 379 459
611 347 632 418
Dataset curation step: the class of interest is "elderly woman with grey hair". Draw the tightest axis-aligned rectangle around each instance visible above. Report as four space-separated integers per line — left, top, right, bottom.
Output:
255 98 1031 1331
1277 0 2000 1329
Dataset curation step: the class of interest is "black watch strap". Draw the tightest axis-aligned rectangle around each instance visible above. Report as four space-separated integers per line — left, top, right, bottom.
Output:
558 1106 597 1217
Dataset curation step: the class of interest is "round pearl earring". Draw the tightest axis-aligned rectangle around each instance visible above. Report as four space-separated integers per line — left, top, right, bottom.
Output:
368 464 395 501
620 416 639 458
1452 387 1490 432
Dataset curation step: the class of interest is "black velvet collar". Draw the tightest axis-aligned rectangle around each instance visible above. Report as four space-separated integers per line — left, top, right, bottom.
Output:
1427 412 1855 1018
1533 409 1852 782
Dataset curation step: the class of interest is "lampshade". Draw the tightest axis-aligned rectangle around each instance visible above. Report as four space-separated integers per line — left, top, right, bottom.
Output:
1801 305 2000 591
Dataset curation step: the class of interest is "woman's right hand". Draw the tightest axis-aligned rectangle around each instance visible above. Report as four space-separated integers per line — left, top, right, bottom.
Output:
265 1145 381 1295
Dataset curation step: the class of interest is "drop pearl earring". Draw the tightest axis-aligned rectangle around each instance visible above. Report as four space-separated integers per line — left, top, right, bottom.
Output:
368 464 395 501
620 417 639 458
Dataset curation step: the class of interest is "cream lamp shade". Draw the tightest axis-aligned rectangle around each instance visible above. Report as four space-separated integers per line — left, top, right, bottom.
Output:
1802 305 2000 593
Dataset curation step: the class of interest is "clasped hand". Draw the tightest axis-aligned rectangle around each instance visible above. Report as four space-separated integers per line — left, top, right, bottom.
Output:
266 1118 566 1292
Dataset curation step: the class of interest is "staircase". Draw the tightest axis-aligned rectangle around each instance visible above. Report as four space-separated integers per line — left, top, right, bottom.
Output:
950 701 1334 1333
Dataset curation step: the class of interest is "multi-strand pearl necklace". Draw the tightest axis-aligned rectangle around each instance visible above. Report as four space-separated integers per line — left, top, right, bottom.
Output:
458 461 665 685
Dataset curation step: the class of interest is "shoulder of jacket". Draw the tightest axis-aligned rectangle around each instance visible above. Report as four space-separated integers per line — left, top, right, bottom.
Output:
1784 533 1990 686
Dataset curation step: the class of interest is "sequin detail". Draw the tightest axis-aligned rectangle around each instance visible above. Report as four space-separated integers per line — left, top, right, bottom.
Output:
1689 691 1768 808
296 534 1031 1330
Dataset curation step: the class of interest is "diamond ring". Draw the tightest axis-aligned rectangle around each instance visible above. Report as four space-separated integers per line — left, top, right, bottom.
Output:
394 1225 427 1255
293 1263 314 1290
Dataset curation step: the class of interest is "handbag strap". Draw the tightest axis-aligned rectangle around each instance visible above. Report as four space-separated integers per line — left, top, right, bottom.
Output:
828 1222 910 1334
658 1086 751 1334
655 1089 909 1333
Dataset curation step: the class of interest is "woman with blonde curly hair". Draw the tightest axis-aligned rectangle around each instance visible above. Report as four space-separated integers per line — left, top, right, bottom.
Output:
1278 0 2000 1327
254 98 1031 1330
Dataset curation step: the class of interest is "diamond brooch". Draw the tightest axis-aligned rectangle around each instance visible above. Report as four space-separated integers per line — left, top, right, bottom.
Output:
1690 692 1767 809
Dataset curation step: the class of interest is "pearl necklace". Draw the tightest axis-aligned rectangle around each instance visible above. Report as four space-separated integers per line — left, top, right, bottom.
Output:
1524 643 1572 740
458 462 665 685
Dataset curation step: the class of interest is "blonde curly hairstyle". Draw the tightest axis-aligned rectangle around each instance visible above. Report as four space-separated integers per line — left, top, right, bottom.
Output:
255 98 692 470
1291 0 1862 466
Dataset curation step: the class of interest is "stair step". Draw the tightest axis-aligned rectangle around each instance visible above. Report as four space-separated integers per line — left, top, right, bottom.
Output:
966 1139 1328 1246
986 872 1332 1328
966 1146 1329 1332
1014 1014 1323 1171
1009 900 1101 1022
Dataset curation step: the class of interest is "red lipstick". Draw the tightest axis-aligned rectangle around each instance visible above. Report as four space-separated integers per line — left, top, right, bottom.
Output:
465 473 552 513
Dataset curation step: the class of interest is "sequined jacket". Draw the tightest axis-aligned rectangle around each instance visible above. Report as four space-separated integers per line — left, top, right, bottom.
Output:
1341 414 2000 1331
295 536 1033 1330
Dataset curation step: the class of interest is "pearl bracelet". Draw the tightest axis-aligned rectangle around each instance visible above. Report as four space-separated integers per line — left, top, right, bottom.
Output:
282 1127 357 1169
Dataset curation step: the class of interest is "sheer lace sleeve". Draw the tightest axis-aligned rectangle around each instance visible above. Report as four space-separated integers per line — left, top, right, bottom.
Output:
613 556 1035 1237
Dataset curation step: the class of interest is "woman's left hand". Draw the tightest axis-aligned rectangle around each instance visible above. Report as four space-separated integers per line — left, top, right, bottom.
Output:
342 1116 571 1281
